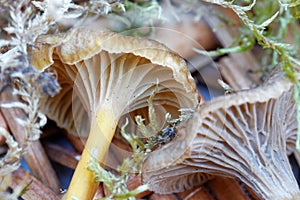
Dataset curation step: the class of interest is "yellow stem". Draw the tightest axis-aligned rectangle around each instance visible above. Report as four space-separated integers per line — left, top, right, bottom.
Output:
65 107 118 200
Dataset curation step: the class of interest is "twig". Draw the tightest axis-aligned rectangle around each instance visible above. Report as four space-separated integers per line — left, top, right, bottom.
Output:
126 174 152 199
293 150 300 171
40 120 62 139
202 6 261 89
43 142 80 169
64 132 86 153
94 183 105 199
0 110 8 144
206 177 250 200
149 193 178 200
177 185 213 200
218 57 254 90
10 167 60 200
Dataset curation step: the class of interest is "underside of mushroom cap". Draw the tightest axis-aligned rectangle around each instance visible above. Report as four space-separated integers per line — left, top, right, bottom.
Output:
142 68 299 199
30 28 199 137
31 28 197 96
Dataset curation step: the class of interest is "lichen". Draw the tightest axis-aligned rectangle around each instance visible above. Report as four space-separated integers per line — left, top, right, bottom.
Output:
87 89 194 199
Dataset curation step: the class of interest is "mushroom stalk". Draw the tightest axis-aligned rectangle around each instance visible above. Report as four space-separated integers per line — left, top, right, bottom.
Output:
66 107 118 200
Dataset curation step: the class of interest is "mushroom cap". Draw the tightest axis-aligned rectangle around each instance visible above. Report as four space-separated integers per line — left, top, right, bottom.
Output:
142 68 299 199
30 28 199 137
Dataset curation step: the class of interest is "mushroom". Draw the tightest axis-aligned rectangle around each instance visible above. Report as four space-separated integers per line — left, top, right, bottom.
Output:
30 28 199 200
142 68 300 199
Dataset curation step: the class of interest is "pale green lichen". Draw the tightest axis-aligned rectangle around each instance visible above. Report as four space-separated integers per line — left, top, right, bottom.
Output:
87 89 194 199
86 144 143 200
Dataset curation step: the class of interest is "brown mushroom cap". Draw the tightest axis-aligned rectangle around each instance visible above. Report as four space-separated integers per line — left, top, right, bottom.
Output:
31 28 199 137
142 68 299 199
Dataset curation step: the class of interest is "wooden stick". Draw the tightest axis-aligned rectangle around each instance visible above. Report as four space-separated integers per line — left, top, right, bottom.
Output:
188 54 218 75
44 142 80 169
238 181 261 200
0 145 7 155
0 89 61 192
0 110 8 144
177 185 214 200
203 6 261 90
94 184 105 199
10 168 60 200
40 120 62 139
293 150 300 169
102 182 111 198
218 57 254 90
64 131 86 153
149 193 179 200
126 174 152 198
206 177 249 200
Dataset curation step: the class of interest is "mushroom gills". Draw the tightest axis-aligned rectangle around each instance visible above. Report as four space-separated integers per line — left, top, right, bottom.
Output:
143 72 300 200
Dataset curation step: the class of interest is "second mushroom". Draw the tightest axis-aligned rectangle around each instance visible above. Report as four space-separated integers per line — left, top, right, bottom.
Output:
142 68 300 200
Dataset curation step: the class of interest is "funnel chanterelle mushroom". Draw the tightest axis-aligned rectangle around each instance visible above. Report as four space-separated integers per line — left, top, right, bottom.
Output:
142 68 300 200
31 28 199 200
